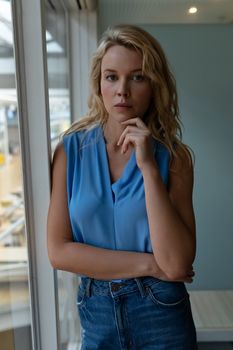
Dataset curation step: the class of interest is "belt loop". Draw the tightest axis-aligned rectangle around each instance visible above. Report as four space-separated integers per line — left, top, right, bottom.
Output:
134 277 146 298
85 278 93 297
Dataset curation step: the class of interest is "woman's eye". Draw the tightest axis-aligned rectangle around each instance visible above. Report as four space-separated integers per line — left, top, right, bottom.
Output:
132 74 145 81
106 75 117 81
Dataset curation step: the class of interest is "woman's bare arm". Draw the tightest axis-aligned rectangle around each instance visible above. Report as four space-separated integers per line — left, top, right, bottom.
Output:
142 146 196 280
47 142 194 282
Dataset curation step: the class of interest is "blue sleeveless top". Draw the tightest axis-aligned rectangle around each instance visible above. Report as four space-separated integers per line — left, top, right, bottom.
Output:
63 124 170 279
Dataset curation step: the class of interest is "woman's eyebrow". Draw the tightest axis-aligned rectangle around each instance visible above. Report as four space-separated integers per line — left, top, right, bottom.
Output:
103 68 143 73
103 69 116 73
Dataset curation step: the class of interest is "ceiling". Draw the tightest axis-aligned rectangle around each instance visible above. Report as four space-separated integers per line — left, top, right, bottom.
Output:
98 0 233 28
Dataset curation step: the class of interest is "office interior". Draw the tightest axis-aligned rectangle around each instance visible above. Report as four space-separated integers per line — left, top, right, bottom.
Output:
0 0 232 349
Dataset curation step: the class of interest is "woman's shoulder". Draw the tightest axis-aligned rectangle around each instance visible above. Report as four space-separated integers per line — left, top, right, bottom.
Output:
170 142 194 174
61 124 101 158
155 139 193 169
62 128 86 143
154 139 171 165
155 139 170 154
62 123 101 144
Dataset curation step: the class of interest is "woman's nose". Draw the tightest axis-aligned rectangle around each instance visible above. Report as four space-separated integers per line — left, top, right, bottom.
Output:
116 79 129 97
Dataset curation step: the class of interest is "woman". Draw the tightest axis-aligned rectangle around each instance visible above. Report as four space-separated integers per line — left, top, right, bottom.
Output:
47 24 197 349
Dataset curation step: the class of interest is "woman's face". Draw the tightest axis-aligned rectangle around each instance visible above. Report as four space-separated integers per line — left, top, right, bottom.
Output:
100 45 152 124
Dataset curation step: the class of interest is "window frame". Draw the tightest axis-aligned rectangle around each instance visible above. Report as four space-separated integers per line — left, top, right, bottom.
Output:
11 0 59 349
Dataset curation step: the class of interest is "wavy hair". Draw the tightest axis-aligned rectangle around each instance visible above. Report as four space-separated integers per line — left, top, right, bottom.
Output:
63 24 194 166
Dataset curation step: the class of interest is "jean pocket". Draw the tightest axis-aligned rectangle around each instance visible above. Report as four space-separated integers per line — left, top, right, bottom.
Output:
76 284 87 308
146 280 189 307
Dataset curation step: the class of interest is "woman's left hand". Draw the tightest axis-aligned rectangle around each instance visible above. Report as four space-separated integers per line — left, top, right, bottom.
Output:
117 117 156 171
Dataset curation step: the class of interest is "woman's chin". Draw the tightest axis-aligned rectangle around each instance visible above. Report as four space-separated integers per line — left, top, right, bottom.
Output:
114 112 135 121
107 110 137 124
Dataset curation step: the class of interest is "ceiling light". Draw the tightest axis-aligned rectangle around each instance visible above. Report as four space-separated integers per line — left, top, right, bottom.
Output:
189 7 198 14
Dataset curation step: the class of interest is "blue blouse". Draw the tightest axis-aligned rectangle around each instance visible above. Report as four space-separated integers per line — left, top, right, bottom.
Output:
63 124 170 279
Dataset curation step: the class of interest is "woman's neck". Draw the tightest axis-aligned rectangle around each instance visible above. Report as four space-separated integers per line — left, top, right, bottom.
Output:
102 120 125 147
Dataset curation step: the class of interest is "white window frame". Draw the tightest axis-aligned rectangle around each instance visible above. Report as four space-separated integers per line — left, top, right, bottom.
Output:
11 0 59 349
10 0 97 349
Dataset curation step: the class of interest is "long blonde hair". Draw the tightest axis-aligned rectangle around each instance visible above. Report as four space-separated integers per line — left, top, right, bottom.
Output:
63 24 193 165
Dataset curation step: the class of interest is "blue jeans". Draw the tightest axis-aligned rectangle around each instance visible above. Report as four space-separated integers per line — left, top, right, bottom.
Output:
77 276 197 349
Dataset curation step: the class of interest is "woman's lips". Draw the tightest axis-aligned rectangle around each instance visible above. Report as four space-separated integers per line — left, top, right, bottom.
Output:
114 103 132 111
114 106 132 113
114 103 132 107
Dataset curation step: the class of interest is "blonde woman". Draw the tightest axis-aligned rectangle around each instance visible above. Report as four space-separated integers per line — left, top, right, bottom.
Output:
47 24 197 349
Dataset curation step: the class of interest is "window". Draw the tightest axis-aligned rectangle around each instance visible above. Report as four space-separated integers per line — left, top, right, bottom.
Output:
0 1 32 349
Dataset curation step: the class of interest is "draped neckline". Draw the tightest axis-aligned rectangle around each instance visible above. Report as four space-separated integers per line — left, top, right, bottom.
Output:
98 125 136 188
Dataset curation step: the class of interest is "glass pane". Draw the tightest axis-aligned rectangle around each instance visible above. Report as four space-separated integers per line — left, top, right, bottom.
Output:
46 5 71 151
0 1 32 349
44 4 80 350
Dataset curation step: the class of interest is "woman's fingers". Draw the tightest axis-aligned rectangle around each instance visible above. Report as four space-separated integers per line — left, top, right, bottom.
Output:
120 133 139 154
117 118 151 156
121 117 147 128
117 125 143 146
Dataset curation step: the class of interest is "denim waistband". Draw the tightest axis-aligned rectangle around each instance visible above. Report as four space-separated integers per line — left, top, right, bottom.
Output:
79 276 162 299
